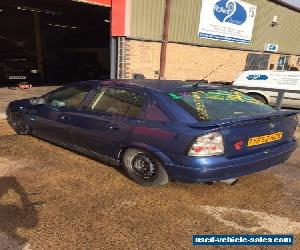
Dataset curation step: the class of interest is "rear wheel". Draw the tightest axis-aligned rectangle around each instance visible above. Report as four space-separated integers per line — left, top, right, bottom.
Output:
8 112 30 135
122 148 169 186
248 93 268 104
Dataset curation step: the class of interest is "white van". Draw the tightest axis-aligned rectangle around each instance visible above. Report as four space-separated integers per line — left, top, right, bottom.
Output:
232 70 300 109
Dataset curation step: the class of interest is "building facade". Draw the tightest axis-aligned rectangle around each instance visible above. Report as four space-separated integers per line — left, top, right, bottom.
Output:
83 0 300 82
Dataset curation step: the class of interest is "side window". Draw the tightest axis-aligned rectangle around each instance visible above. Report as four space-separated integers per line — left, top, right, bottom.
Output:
88 88 145 118
144 103 170 122
46 85 91 108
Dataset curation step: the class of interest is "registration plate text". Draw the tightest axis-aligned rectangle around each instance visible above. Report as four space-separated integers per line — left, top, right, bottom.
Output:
9 76 26 80
247 132 283 147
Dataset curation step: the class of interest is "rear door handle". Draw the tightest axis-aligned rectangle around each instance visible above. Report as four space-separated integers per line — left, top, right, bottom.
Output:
60 114 71 121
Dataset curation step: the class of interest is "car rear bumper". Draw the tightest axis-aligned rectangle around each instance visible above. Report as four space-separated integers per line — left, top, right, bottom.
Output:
164 139 297 183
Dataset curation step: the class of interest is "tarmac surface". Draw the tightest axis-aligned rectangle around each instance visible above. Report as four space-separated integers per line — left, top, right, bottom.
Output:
0 86 299 249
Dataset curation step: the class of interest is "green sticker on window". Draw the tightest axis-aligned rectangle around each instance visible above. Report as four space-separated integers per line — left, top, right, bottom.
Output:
204 91 263 105
168 93 182 100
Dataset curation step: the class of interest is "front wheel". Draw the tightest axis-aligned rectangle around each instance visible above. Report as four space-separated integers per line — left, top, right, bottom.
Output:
8 112 30 135
122 148 169 187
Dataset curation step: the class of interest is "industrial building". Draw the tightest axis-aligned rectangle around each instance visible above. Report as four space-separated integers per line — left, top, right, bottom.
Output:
1 0 300 83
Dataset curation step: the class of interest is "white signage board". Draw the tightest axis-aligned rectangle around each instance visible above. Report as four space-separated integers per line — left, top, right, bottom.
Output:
198 0 257 44
265 43 279 52
234 71 300 88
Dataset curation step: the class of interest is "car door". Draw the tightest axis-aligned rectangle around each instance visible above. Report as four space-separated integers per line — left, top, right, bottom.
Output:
69 87 147 159
29 84 93 144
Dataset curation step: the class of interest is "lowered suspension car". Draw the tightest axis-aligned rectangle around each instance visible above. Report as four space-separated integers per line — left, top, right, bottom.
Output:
7 80 298 186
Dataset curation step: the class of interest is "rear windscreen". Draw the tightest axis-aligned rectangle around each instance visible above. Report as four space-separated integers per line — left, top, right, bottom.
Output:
167 89 275 121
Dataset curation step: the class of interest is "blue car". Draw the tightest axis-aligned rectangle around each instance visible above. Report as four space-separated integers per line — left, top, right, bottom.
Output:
6 80 298 186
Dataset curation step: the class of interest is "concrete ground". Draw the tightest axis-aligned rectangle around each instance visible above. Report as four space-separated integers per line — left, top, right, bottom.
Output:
0 120 299 250
0 86 299 249
0 86 59 116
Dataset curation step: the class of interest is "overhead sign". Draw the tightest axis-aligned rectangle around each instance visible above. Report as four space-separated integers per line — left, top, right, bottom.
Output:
198 0 257 44
265 43 279 52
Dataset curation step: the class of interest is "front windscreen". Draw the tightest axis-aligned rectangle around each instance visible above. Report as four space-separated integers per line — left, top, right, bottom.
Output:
167 89 275 121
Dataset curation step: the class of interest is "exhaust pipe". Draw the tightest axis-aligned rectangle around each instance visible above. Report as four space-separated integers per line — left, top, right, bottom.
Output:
204 178 239 185
219 178 239 185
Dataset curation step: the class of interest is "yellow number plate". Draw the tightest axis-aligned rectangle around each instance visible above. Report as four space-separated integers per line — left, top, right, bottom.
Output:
247 132 283 147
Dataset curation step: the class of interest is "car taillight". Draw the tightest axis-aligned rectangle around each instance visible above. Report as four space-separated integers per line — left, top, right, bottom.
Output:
188 132 224 157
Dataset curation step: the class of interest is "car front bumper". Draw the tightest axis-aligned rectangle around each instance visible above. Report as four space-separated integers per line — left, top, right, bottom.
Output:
164 139 297 183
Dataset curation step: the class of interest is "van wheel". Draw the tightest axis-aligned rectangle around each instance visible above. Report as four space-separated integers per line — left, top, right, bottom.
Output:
122 148 169 187
248 93 268 104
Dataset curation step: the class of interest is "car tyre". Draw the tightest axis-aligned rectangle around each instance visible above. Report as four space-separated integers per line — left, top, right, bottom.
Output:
248 93 268 104
8 112 30 135
122 148 169 186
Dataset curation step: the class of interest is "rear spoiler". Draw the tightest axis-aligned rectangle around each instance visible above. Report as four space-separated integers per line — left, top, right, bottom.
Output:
187 110 299 129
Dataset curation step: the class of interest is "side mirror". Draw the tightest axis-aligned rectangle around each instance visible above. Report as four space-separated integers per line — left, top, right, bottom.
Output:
30 97 45 105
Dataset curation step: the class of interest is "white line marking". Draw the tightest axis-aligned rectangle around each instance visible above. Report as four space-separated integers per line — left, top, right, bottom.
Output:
198 205 300 234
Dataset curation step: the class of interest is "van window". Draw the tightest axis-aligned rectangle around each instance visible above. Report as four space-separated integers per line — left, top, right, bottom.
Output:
167 90 274 121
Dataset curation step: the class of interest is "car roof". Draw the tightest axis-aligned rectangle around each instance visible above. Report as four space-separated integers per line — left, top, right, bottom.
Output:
84 79 221 92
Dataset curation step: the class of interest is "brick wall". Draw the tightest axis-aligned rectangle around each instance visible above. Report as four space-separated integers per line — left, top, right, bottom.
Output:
165 43 248 82
124 39 299 81
124 39 161 79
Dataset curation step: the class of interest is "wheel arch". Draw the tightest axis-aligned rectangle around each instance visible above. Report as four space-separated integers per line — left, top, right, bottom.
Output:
246 91 270 104
118 142 174 165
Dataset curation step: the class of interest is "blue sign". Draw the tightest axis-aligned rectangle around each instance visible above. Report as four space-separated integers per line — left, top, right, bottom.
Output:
265 43 279 52
213 0 247 25
246 74 269 80
198 0 257 44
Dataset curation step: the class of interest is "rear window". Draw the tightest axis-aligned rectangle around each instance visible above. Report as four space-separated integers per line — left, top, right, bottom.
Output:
167 89 274 121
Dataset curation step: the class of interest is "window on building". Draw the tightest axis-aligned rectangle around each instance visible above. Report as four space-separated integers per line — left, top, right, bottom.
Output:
245 54 270 70
88 88 145 118
297 57 300 65
277 56 290 70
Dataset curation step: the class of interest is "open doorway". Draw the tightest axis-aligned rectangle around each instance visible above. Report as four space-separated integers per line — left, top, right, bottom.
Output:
0 0 111 85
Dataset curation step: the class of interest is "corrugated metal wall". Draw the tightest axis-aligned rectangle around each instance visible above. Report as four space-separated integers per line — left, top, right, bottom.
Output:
130 0 165 40
129 0 300 55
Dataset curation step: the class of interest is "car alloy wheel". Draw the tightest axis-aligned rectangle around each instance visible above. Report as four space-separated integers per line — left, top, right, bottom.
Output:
131 153 158 180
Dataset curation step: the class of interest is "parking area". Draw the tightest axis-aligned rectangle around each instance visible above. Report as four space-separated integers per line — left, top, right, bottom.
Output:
0 120 300 249
0 86 299 249
0 86 59 116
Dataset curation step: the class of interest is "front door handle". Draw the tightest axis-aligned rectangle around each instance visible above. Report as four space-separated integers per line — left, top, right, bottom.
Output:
108 125 119 130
